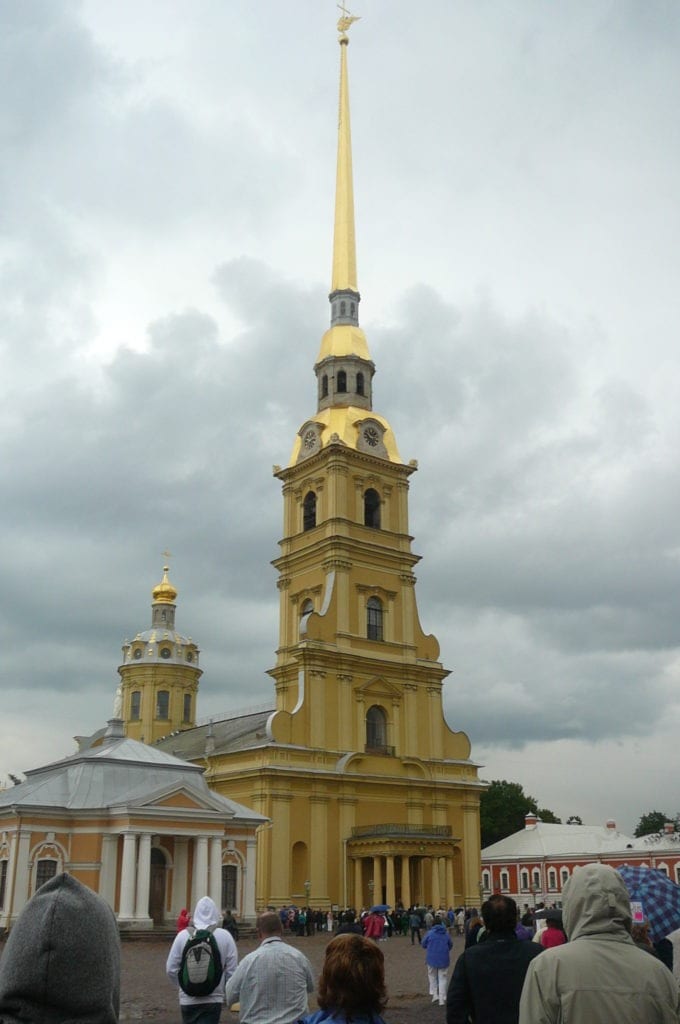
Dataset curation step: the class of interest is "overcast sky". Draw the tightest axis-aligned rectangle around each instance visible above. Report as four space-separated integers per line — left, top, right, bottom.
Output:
2 0 679 836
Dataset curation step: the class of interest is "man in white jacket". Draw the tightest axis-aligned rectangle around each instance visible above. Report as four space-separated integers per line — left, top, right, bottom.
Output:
519 863 680 1024
166 895 238 1024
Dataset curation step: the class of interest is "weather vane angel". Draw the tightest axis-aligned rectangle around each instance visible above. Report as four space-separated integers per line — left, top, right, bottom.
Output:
337 2 360 38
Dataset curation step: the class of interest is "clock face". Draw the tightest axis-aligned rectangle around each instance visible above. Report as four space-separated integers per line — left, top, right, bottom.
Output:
303 429 318 451
363 426 380 447
160 647 172 659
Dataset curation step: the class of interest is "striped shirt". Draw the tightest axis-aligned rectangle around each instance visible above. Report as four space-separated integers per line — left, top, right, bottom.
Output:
225 937 314 1024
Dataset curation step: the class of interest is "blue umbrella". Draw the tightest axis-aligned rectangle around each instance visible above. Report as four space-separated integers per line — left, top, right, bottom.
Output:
617 865 680 943
369 904 390 913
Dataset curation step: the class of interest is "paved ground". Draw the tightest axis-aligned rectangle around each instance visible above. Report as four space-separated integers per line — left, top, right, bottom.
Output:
121 929 465 1023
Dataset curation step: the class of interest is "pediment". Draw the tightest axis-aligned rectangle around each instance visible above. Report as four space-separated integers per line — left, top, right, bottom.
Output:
357 676 403 701
127 782 233 816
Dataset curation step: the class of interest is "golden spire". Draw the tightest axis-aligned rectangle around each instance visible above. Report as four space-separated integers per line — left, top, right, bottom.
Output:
331 5 359 293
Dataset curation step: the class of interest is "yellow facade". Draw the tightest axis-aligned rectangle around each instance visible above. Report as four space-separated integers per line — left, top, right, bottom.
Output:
193 18 484 911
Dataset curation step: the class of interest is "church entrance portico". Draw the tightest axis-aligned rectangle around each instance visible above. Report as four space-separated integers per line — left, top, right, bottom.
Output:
349 826 459 909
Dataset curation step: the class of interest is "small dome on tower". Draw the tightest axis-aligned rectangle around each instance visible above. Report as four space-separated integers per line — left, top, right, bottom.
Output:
152 566 177 605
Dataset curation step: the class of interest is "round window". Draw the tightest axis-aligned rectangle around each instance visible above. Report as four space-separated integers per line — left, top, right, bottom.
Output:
133 649 142 660
160 647 172 659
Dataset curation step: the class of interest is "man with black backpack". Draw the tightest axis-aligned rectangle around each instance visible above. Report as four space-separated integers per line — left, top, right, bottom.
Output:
166 895 238 1024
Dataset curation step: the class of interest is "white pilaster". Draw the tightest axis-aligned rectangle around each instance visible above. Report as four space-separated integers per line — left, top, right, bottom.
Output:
209 837 222 908
98 834 118 909
244 838 257 922
11 831 32 920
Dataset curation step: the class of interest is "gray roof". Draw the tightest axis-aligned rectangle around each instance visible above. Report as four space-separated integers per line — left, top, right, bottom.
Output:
482 822 638 859
0 726 265 823
155 709 275 761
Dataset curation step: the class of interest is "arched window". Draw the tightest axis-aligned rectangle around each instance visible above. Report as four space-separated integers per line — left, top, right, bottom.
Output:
500 870 509 892
560 867 569 887
532 868 541 891
130 691 141 720
321 375 329 398
340 300 346 316
303 491 317 531
482 870 490 892
548 868 557 891
0 861 8 910
520 870 529 891
366 705 387 749
367 596 383 641
337 370 347 393
364 488 381 528
156 690 169 719
222 864 238 910
36 859 58 891
356 372 365 396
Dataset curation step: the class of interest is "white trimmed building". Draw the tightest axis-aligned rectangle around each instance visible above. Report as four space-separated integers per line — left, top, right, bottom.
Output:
481 813 680 906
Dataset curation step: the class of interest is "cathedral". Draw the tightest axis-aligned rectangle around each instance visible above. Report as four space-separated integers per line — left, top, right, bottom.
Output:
148 16 485 913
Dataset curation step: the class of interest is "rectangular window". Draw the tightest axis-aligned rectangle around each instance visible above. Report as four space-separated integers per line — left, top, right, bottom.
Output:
222 864 237 910
0 861 7 909
36 859 58 891
156 690 169 719
131 691 141 720
183 694 192 723
520 871 529 891
500 870 509 891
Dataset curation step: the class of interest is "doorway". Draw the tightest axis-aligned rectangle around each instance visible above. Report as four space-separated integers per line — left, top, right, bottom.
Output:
149 848 166 925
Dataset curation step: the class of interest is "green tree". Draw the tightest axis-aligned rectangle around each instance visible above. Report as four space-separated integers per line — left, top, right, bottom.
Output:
480 780 560 848
537 808 562 824
566 815 583 825
634 810 671 837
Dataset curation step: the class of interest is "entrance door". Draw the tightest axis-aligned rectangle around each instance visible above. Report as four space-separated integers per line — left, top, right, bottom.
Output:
149 849 166 925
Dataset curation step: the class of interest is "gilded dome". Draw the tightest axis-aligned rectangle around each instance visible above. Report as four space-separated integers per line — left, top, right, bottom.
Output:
152 566 177 605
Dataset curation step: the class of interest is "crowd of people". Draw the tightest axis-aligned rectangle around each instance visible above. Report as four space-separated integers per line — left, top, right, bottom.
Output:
0 865 678 1023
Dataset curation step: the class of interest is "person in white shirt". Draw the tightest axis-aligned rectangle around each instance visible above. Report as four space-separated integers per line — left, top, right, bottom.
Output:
166 895 238 1024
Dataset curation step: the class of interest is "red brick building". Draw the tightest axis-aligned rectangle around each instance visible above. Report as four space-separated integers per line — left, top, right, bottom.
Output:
481 813 680 906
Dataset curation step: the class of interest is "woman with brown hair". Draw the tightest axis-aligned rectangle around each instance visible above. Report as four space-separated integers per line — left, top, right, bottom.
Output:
302 933 389 1024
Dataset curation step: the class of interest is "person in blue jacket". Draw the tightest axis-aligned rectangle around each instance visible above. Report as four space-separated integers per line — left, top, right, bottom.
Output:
422 913 453 1006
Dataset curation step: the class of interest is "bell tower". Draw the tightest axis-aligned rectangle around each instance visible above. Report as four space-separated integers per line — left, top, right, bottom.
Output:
119 566 201 744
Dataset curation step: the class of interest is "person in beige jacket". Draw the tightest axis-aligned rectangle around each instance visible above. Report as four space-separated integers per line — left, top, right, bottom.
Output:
519 863 679 1024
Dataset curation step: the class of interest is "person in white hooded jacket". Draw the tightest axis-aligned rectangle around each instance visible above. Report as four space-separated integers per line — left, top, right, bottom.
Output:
519 863 680 1024
166 895 238 1024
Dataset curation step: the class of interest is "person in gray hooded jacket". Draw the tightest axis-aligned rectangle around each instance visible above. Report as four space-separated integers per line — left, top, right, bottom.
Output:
519 863 680 1024
0 872 120 1024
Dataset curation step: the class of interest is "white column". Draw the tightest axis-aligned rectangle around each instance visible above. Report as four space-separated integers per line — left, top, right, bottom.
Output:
134 833 152 923
11 831 32 919
191 836 209 908
98 834 117 909
172 838 189 917
209 837 222 908
244 839 257 922
119 833 137 920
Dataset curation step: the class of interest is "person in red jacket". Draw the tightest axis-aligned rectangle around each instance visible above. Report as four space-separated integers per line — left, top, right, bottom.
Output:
363 911 386 941
539 911 567 948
